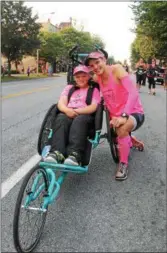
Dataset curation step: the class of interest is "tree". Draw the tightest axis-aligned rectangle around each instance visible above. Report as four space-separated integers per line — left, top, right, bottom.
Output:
130 40 140 69
38 27 106 70
91 34 105 50
76 31 95 53
60 27 84 57
130 31 158 66
1 1 41 75
59 27 106 56
39 32 64 63
107 56 115 65
130 1 167 61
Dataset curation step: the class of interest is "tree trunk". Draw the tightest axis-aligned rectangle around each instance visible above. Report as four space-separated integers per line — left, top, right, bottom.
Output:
15 61 18 71
8 58 11 76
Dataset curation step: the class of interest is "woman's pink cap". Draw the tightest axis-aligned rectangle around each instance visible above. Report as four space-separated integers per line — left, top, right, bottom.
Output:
85 52 104 66
73 65 90 75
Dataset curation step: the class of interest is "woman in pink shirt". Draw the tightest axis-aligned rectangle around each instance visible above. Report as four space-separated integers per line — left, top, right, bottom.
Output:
44 65 100 166
85 52 145 181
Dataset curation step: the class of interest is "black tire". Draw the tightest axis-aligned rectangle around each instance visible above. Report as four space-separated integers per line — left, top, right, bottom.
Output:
105 109 119 164
37 104 58 155
13 165 49 253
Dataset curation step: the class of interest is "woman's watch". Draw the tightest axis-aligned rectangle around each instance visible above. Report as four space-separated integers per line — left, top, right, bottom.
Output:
121 112 129 120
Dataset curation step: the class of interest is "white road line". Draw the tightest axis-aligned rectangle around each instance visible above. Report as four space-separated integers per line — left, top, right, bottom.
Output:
1 154 41 199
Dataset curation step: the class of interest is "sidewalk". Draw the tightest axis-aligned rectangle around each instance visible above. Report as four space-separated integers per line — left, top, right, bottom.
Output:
1 72 66 83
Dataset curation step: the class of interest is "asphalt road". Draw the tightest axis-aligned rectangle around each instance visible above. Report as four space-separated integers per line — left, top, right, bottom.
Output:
1 76 166 252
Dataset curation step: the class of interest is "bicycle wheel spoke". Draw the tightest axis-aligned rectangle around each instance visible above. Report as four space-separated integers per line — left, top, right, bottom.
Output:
14 165 48 253
20 198 43 247
31 213 42 241
20 211 32 248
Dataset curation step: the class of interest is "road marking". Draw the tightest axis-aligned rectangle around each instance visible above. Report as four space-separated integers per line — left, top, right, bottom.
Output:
1 154 41 199
1 87 50 100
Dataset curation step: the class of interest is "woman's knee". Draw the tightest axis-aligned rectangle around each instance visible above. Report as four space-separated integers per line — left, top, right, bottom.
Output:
116 119 134 137
116 126 128 137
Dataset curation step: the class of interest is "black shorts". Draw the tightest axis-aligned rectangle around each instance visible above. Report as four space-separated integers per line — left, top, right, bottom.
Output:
130 113 145 131
136 74 144 85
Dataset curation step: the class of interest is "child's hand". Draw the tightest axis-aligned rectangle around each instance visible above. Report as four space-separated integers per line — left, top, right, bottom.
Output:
65 108 78 118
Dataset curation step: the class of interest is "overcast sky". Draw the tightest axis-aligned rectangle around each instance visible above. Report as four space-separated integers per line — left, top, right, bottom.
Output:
25 2 136 63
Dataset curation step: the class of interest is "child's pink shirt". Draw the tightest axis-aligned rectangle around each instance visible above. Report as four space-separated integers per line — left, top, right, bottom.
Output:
60 85 101 108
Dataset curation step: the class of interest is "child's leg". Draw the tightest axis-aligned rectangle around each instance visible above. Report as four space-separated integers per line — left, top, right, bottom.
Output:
51 113 72 156
67 114 94 162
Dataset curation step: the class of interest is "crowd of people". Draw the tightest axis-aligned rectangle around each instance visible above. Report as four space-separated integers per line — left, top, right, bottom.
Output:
135 58 167 94
114 58 167 94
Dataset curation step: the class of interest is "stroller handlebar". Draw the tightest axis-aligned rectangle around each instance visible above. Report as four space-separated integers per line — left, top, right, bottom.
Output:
68 44 108 63
69 45 79 57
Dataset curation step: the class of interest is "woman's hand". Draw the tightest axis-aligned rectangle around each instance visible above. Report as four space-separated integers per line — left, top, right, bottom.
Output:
110 116 127 128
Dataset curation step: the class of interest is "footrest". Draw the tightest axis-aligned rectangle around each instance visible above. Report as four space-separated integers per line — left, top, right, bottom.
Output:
39 161 88 173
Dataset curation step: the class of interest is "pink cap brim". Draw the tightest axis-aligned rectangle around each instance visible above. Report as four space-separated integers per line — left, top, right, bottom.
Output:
85 52 104 66
73 65 90 75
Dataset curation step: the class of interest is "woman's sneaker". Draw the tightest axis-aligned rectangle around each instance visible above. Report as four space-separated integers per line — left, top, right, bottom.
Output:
64 152 81 166
44 151 65 163
131 136 144 151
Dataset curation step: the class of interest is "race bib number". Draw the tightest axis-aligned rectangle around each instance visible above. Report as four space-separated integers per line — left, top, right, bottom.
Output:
138 70 143 75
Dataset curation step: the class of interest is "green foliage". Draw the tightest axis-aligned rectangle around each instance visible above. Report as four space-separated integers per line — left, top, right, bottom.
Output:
59 27 105 55
1 2 107 70
1 1 41 74
39 32 63 63
91 34 105 50
130 40 140 69
130 1 167 65
107 56 115 65
39 27 106 63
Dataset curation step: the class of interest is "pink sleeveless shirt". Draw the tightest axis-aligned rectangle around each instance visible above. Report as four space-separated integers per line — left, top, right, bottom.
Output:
97 72 144 117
